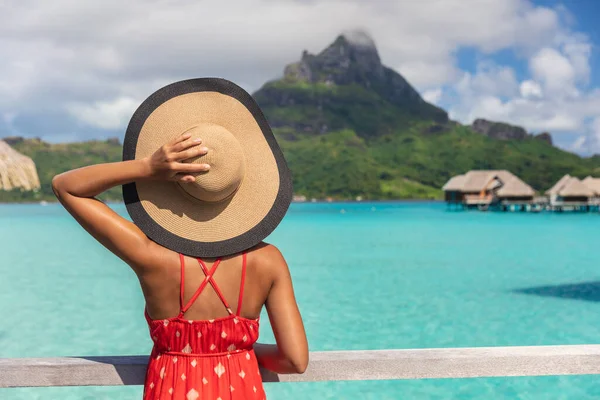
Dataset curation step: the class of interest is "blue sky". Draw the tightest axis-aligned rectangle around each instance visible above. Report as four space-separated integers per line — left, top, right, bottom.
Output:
456 1 600 85
1 0 600 154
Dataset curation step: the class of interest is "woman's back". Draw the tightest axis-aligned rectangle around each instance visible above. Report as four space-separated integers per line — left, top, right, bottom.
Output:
142 247 274 322
144 251 268 400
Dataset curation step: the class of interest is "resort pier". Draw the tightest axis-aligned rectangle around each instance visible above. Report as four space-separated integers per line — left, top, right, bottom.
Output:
2 345 600 388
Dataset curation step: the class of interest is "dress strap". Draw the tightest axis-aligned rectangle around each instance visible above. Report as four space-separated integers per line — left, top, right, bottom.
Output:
235 252 247 316
196 258 233 315
180 258 223 315
179 253 186 314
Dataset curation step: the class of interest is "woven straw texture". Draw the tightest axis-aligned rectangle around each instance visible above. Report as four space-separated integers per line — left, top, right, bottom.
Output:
134 92 279 242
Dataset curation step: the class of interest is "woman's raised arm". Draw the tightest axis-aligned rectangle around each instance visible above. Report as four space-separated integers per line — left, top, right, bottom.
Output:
51 133 209 271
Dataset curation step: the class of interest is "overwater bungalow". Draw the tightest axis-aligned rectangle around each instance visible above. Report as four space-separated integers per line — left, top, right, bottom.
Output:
442 170 531 210
441 174 466 205
582 176 600 205
496 177 536 211
546 174 595 211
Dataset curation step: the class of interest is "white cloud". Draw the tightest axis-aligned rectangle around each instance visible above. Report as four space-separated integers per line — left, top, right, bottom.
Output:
559 32 592 83
457 63 519 98
421 88 443 105
449 83 594 133
519 80 543 98
398 60 460 89
66 97 138 129
529 47 578 97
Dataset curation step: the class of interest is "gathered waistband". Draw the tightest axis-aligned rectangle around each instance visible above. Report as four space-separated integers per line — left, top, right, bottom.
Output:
159 348 252 358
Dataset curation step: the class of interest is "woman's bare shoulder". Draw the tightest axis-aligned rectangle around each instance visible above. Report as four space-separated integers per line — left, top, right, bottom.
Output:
247 242 288 276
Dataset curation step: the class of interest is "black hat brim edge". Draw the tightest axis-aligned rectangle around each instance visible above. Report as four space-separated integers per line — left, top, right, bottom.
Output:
122 78 293 258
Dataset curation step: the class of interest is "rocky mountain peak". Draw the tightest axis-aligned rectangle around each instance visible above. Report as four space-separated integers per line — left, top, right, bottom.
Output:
277 31 448 126
471 119 554 145
319 30 383 77
471 119 528 141
285 30 383 84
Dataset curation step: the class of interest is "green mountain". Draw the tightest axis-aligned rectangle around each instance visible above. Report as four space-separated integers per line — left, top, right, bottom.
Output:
254 33 447 139
2 31 600 202
253 32 600 199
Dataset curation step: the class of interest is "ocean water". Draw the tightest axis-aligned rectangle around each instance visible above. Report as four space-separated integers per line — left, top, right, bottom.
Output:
1 202 600 399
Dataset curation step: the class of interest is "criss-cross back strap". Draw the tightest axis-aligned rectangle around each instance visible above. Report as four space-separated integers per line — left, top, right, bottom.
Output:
195 257 232 315
178 253 247 317
178 254 223 316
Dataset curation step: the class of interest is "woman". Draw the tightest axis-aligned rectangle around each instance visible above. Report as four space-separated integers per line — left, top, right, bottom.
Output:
52 78 308 399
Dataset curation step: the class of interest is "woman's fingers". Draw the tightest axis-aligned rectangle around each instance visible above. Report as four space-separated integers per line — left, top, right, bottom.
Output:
169 133 192 146
172 145 209 161
171 137 203 153
173 162 211 173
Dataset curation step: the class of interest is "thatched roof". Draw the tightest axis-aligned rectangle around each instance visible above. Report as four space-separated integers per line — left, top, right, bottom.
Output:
545 174 571 195
582 176 600 195
496 176 535 197
460 170 514 192
442 175 466 191
558 177 595 197
443 170 518 193
0 140 40 191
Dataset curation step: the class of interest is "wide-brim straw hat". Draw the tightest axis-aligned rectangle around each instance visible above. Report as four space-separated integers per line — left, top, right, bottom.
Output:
122 78 292 257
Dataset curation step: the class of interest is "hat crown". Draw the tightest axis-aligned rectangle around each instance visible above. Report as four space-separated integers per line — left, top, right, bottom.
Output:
177 123 246 203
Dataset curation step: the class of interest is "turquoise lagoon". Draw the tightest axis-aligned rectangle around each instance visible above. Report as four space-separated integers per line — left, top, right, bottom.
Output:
1 202 600 399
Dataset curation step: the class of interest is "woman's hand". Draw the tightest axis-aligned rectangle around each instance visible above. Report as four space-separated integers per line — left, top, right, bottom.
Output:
146 133 210 183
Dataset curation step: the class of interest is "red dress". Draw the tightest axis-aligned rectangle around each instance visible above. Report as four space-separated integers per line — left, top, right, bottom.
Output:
143 253 267 400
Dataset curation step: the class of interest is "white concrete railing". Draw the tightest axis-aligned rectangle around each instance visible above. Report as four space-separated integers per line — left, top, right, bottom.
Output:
2 345 600 388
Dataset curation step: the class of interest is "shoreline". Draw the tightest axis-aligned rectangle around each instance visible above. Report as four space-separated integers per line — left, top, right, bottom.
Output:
0 198 445 205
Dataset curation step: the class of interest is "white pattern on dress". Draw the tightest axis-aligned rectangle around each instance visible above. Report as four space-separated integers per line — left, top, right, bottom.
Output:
181 343 192 353
186 388 199 400
214 363 226 378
